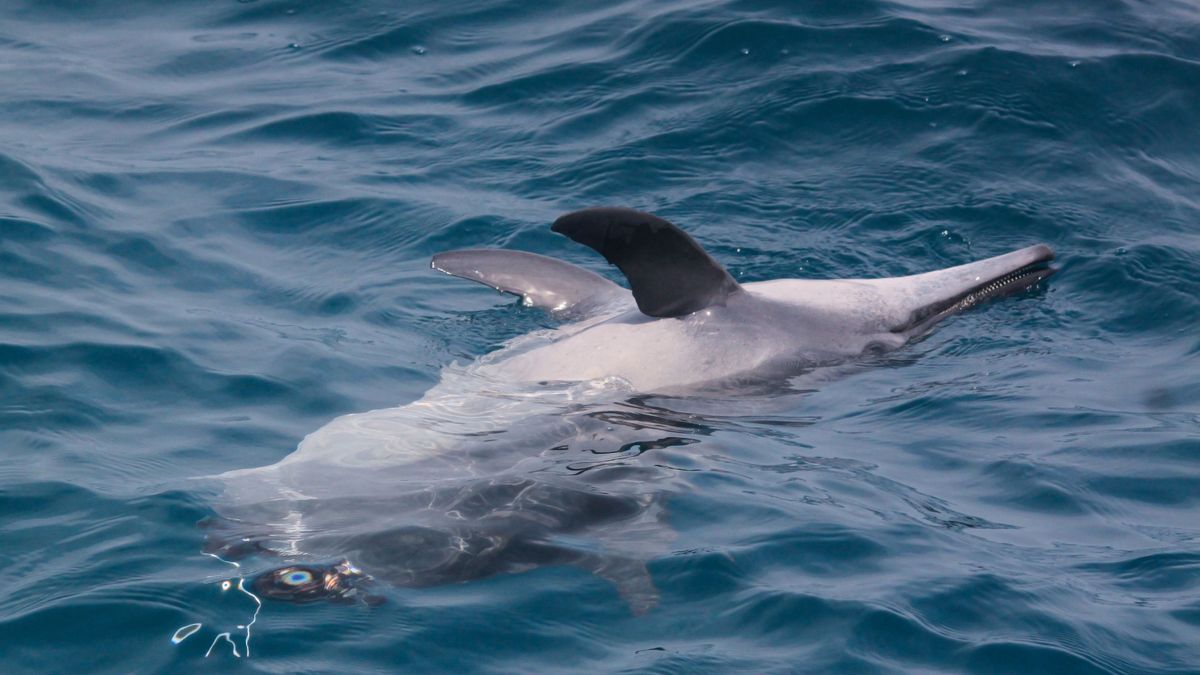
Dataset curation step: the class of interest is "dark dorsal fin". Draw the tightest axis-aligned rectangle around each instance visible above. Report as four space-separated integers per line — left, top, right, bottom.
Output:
551 207 741 318
431 248 630 315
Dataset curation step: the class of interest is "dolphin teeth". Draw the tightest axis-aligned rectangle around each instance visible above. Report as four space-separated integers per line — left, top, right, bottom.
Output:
898 260 1055 334
946 262 1054 314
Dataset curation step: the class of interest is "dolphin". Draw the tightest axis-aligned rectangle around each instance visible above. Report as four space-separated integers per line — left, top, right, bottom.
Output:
436 207 1055 392
208 207 1054 612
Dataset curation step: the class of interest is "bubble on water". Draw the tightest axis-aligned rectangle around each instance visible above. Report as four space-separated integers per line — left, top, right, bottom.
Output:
740 48 750 55
282 569 313 586
939 34 951 42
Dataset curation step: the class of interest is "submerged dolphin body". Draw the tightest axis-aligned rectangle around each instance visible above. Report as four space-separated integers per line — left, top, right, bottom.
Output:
210 208 1054 611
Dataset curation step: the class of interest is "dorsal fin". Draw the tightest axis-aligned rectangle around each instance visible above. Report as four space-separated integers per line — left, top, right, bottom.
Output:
431 249 630 315
551 207 741 318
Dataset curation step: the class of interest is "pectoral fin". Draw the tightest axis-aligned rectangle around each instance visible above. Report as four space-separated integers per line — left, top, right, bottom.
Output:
432 249 630 315
578 554 659 615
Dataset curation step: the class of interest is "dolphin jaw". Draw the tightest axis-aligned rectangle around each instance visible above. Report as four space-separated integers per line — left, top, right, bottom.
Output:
895 245 1056 336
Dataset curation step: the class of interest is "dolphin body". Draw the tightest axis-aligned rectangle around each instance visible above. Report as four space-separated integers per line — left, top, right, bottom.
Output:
449 208 1055 393
210 208 1054 611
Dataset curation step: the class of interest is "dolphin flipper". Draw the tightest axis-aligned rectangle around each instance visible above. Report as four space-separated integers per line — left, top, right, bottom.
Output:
552 207 742 318
577 553 659 615
432 249 630 315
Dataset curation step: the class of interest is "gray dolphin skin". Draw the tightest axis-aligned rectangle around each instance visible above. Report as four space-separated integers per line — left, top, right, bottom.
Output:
437 207 1054 392
210 208 1054 612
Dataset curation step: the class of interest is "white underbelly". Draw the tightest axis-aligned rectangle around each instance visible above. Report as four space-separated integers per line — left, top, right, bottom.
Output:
490 319 774 391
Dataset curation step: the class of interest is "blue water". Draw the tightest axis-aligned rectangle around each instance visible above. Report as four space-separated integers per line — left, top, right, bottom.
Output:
2 0 1198 672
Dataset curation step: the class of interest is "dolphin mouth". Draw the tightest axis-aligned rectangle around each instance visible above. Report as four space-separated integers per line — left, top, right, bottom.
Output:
899 245 1056 334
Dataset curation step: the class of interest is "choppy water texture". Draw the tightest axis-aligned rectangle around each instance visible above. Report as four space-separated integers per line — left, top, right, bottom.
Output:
2 0 1199 672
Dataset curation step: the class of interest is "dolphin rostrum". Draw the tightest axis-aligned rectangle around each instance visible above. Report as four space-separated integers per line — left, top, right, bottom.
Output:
209 207 1054 612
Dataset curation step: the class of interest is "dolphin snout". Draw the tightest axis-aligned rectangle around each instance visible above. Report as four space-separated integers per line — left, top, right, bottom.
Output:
900 243 1056 335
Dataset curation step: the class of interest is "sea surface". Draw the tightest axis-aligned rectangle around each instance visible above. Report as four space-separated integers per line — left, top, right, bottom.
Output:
2 0 1198 672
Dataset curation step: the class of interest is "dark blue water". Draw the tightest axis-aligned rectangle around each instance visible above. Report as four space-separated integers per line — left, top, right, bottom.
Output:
3 0 1198 672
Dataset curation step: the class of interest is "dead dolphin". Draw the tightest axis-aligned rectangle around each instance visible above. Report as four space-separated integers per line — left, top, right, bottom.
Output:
210 207 1054 612
438 207 1055 392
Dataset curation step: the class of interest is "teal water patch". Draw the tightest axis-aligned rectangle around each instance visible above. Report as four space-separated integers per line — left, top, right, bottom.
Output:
2 0 1199 672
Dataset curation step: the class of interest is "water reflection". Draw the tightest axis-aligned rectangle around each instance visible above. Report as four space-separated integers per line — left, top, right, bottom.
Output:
204 375 1004 618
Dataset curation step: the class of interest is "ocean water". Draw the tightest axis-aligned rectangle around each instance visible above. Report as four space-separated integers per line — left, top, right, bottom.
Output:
2 0 1198 672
